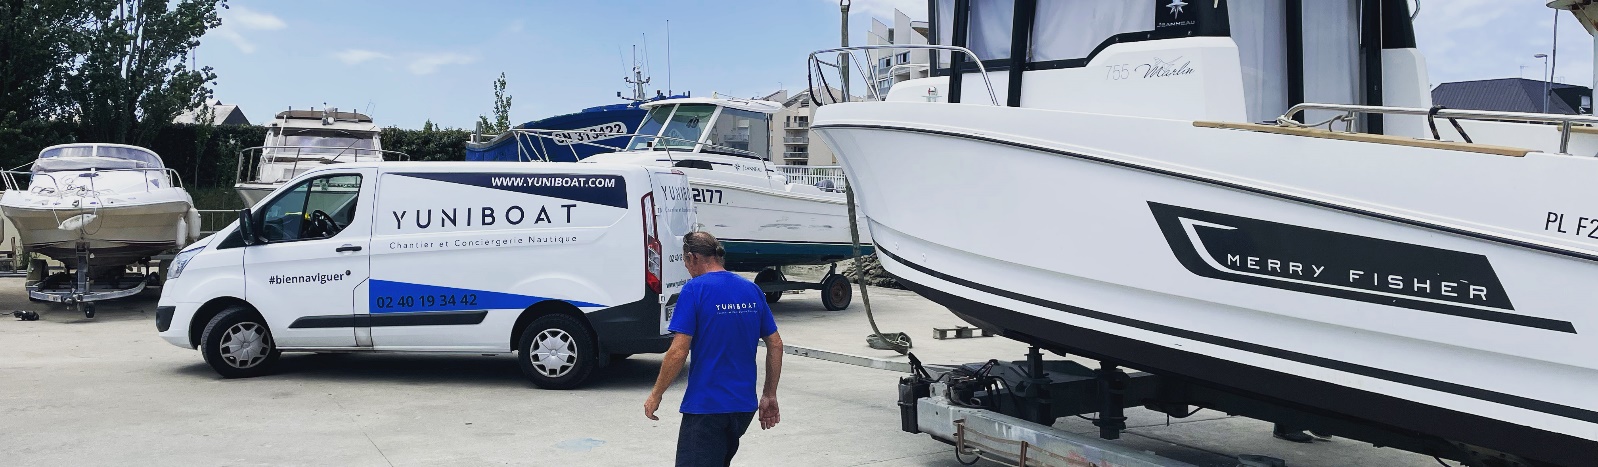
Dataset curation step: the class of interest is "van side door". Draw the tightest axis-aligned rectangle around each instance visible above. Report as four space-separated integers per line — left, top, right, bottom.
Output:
242 168 375 348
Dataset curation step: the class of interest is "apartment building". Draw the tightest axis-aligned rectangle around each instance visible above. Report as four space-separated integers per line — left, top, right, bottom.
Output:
760 89 847 166
867 9 932 97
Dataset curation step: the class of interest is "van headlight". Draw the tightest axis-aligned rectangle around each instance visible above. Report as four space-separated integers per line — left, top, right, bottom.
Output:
169 245 205 280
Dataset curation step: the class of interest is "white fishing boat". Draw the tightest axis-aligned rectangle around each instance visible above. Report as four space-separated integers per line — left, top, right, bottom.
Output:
235 108 406 205
811 1 1597 464
1 143 199 315
498 96 871 309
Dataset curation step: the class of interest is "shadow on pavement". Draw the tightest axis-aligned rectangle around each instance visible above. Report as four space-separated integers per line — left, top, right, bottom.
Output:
164 351 665 391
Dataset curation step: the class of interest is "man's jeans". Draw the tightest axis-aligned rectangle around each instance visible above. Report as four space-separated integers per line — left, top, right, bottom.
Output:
676 412 757 467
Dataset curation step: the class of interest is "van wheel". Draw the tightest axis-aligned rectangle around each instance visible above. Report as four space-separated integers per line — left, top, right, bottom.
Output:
821 274 852 311
518 314 598 390
200 306 280 378
754 268 783 304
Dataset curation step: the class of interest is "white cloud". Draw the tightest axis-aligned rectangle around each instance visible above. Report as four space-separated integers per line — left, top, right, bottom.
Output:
215 28 255 54
211 5 285 54
227 5 286 31
334 49 391 65
408 53 477 75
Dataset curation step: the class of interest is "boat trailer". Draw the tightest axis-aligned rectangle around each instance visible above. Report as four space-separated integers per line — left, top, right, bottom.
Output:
752 264 854 311
26 242 164 318
782 343 1534 467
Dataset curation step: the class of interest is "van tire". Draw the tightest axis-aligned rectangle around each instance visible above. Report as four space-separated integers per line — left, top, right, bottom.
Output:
199 306 280 378
518 314 598 390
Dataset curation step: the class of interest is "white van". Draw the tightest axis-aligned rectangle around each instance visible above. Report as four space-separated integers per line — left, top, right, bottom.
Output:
155 162 694 389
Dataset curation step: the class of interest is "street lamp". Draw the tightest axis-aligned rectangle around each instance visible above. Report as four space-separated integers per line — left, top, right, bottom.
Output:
1536 53 1551 113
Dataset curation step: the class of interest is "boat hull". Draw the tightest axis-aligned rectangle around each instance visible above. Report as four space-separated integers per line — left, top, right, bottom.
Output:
814 104 1598 465
690 180 871 271
235 183 275 206
1 200 195 274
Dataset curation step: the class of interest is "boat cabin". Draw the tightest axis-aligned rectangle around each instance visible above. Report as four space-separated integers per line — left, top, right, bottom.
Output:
263 109 384 160
32 144 165 172
625 97 782 161
895 0 1426 134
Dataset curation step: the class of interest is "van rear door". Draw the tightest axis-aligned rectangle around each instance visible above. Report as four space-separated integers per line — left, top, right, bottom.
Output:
649 168 694 334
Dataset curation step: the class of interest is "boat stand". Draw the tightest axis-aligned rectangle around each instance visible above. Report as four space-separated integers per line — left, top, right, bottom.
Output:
752 264 854 311
26 242 157 318
892 347 1529 467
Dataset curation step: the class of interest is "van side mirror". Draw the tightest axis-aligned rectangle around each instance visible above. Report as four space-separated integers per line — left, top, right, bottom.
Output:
237 208 258 246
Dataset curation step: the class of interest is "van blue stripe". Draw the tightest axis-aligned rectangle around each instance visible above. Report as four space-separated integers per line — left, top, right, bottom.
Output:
369 279 604 313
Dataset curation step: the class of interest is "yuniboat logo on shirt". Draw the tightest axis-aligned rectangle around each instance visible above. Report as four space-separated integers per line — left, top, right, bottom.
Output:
268 270 352 285
1147 202 1576 334
715 302 761 314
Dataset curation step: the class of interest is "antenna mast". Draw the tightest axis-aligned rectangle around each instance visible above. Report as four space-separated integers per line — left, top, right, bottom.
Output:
664 20 671 95
619 45 651 102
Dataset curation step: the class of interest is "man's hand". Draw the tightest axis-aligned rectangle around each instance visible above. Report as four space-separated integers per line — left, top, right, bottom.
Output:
645 393 662 421
758 395 780 429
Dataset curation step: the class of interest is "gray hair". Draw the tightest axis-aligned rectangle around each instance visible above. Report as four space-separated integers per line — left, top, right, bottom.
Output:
683 231 725 259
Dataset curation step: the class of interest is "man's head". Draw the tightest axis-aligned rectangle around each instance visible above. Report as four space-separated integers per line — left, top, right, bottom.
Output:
682 231 726 277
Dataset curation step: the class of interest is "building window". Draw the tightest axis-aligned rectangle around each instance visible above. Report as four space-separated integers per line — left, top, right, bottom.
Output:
897 52 910 63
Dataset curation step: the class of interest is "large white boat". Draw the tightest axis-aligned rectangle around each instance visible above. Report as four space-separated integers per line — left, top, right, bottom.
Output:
812 1 1597 464
235 108 405 205
1 143 199 313
498 96 872 268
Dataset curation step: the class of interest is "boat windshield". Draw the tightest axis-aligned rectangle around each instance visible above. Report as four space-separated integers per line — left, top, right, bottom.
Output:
34 145 164 172
273 129 378 156
626 104 718 151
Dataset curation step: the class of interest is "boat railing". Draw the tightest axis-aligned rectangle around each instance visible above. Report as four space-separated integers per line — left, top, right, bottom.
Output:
2 167 184 194
236 146 411 185
806 44 998 106
1279 103 1598 154
500 128 766 163
772 165 848 192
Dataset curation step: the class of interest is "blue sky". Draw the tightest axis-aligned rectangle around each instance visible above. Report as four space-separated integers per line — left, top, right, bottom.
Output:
199 0 1596 130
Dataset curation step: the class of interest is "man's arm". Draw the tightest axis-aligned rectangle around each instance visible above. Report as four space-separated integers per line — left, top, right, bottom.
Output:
759 331 783 429
645 333 693 421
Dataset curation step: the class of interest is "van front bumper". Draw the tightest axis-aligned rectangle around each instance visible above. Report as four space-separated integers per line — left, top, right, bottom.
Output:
587 292 673 355
156 302 200 348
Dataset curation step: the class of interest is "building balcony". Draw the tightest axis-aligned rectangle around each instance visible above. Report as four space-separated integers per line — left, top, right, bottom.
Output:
783 136 809 144
785 121 809 129
783 151 810 159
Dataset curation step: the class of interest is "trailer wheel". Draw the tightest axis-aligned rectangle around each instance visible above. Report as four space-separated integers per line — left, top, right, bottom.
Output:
754 268 783 304
518 314 598 390
821 274 852 311
199 306 280 378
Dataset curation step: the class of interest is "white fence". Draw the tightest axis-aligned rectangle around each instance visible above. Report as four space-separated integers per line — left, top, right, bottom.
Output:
774 165 848 192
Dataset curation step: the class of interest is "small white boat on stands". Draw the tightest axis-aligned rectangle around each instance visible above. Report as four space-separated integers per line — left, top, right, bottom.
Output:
811 0 1598 465
235 108 407 205
497 96 871 310
0 143 199 317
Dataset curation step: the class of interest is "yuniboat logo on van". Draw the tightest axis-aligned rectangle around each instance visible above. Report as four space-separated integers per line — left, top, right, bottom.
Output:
1148 202 1576 333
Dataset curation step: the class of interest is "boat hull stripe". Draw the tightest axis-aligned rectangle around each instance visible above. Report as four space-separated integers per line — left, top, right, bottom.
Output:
875 245 1598 426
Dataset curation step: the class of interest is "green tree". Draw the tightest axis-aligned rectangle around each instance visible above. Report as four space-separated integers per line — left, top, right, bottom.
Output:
477 72 513 135
65 0 225 146
0 0 89 166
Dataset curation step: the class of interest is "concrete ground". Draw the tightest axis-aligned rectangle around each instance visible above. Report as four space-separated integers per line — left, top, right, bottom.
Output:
0 275 1446 466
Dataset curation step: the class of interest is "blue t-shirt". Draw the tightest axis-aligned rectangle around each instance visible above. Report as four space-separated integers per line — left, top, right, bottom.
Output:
666 271 778 414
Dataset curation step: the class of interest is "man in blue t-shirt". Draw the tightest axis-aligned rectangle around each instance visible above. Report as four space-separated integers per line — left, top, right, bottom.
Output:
645 231 783 467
